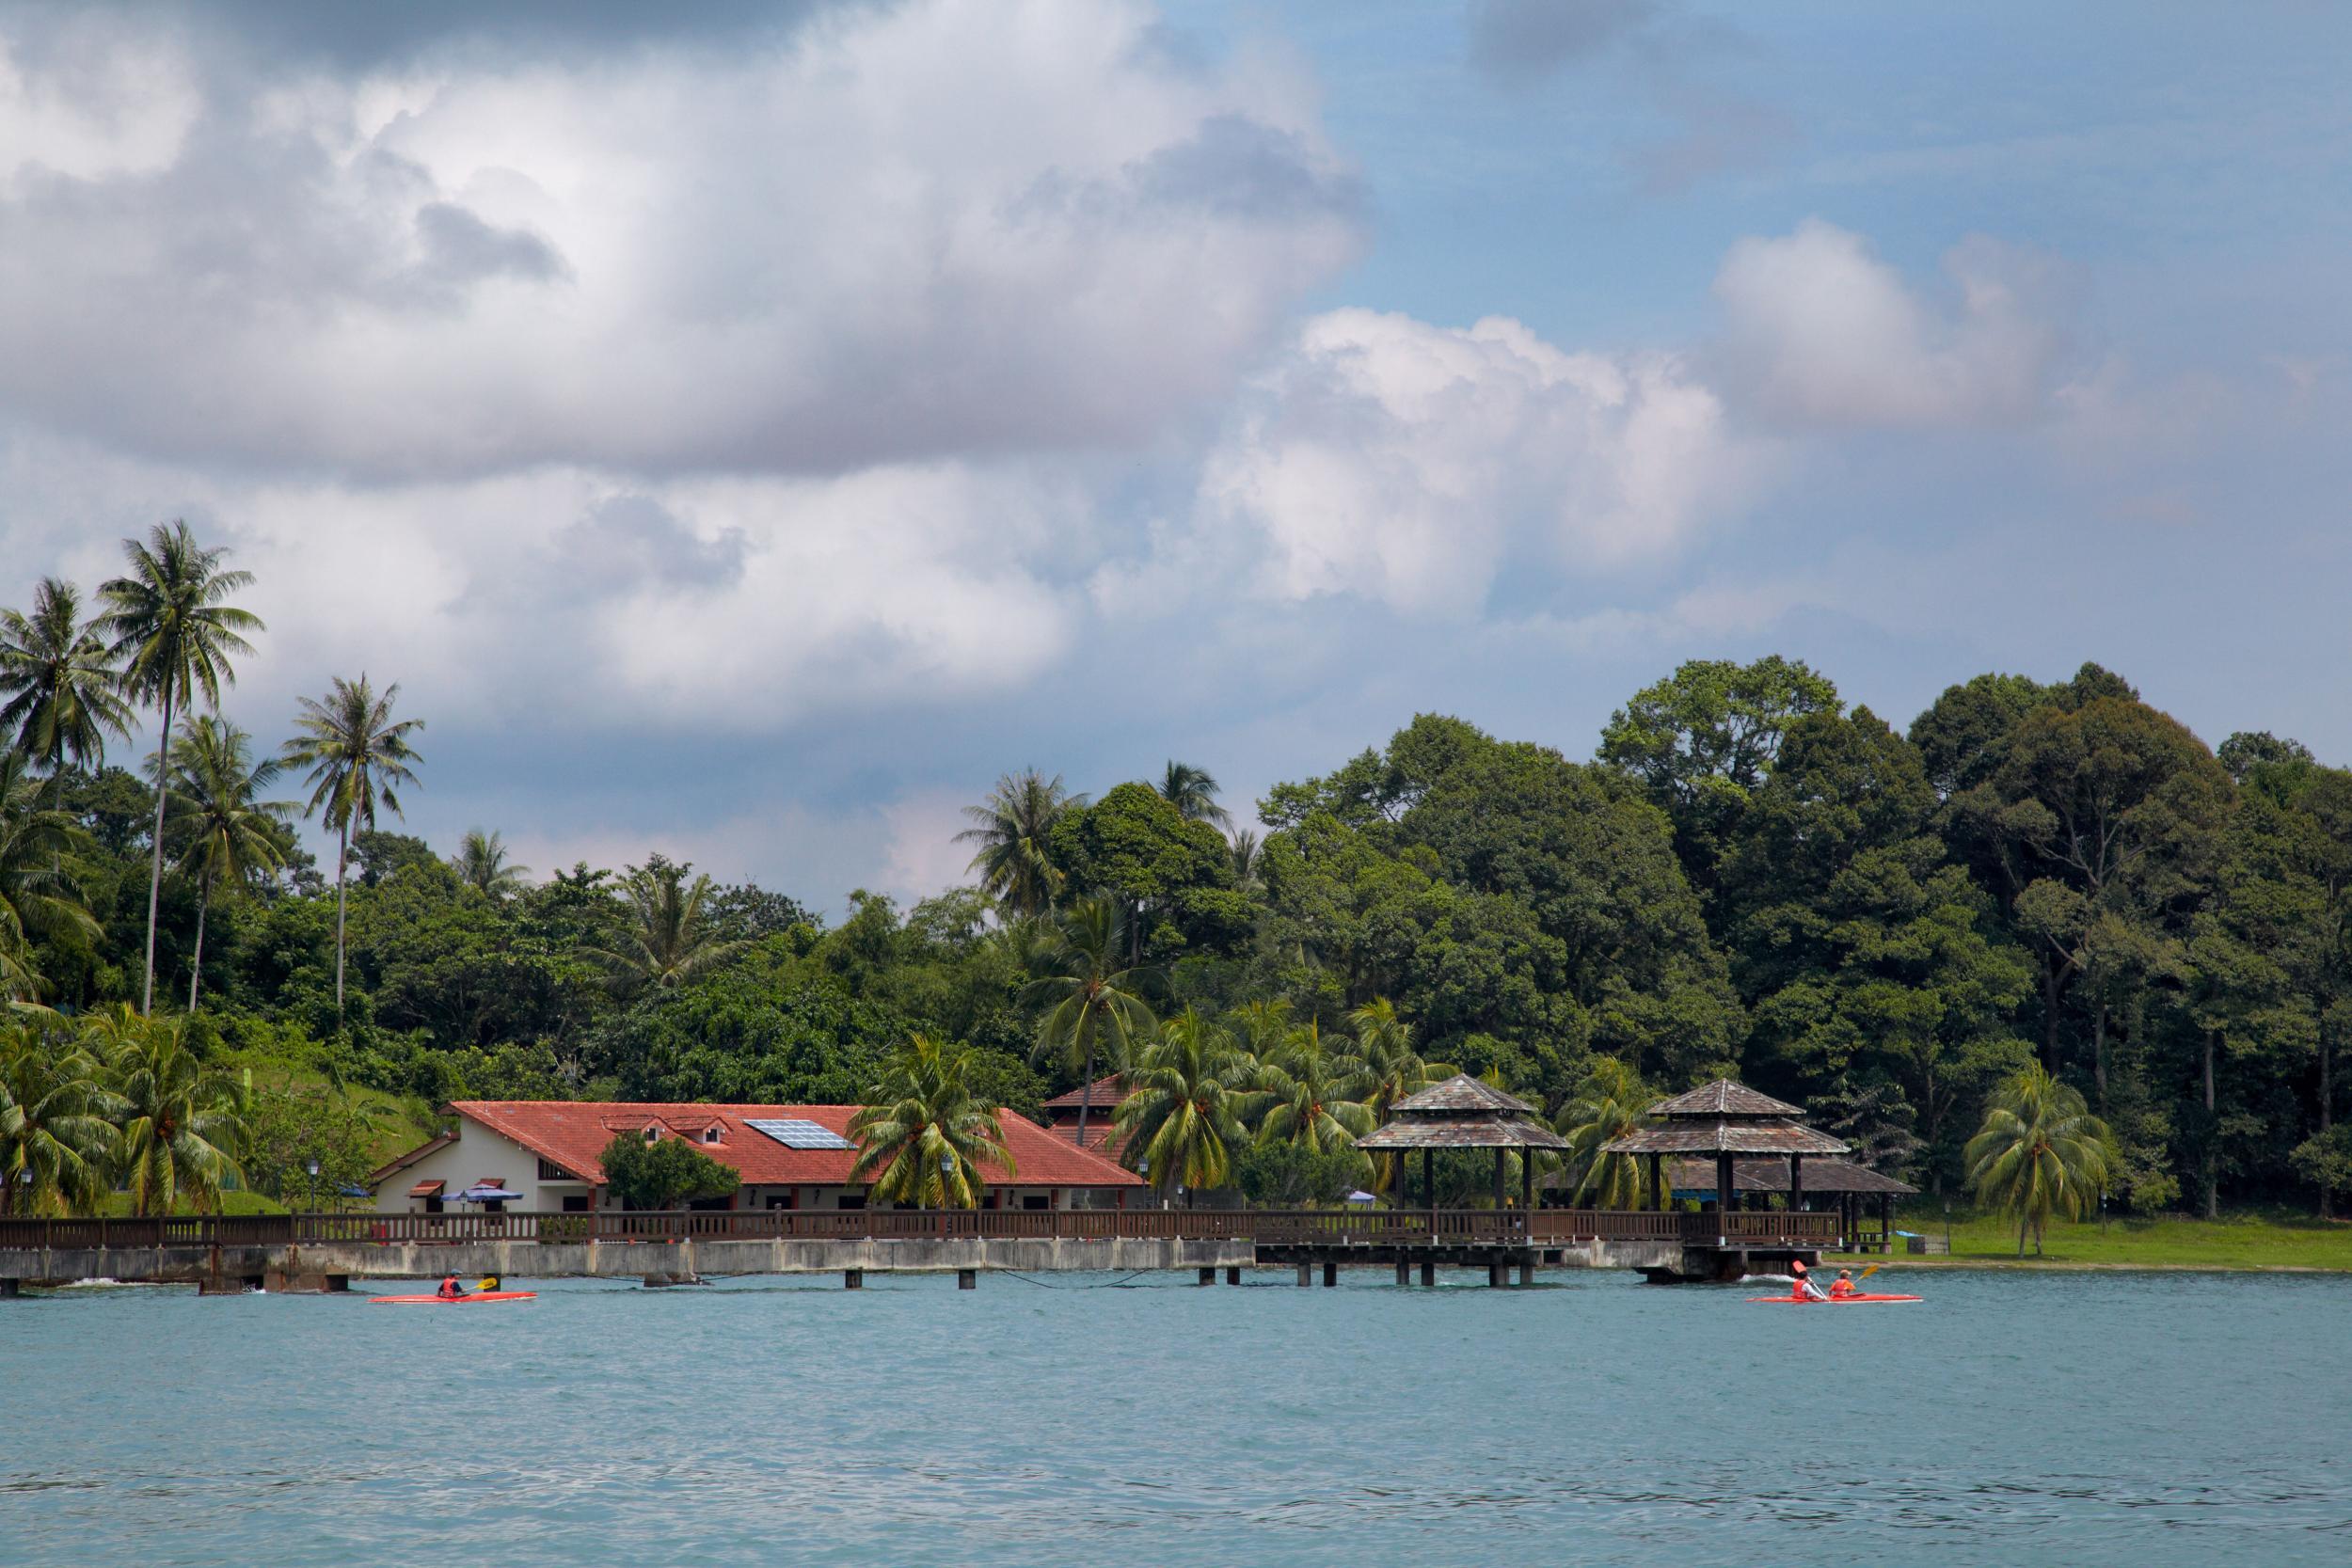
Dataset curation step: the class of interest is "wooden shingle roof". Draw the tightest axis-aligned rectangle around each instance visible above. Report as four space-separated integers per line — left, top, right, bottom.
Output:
1601 1117 1850 1157
1391 1074 1539 1116
1670 1156 1917 1196
1358 1115 1568 1151
1647 1079 1807 1119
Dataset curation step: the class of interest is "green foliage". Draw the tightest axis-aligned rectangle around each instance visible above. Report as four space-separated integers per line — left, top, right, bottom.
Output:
848 1033 1013 1207
1048 782 1250 959
1966 1063 2118 1255
1233 1140 1366 1207
1117 1006 1252 1199
241 1081 384 1206
596 1130 742 1211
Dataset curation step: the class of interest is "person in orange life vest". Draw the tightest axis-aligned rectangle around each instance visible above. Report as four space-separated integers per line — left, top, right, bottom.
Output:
1829 1268 1859 1298
436 1274 467 1299
1789 1259 1827 1301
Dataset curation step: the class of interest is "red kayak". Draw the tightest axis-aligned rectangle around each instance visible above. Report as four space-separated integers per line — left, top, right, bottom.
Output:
1747 1292 1920 1304
368 1291 538 1305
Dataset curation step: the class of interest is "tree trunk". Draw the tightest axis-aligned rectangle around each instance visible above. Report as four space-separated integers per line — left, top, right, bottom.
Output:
186 884 209 1014
140 692 176 1015
2202 1027 2218 1221
2041 963 2064 1070
334 818 351 1018
1074 1032 1095 1150
2322 1032 2334 1222
2017 1213 2027 1258
2091 1004 2108 1108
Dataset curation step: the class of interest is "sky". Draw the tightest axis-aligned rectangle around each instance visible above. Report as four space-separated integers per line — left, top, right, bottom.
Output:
2 0 2347 914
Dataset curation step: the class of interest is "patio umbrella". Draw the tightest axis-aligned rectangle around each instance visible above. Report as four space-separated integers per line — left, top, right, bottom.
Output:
453 1184 523 1204
1343 1190 1377 1206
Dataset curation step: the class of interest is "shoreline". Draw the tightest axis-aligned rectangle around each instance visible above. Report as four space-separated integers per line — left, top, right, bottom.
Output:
1821 1256 2350 1275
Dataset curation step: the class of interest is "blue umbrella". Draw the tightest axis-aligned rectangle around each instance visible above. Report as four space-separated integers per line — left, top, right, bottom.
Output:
453 1183 522 1204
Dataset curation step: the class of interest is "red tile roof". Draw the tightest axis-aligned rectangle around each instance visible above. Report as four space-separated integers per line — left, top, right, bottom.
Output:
446 1101 1143 1190
1041 1074 1128 1115
1045 1122 1130 1158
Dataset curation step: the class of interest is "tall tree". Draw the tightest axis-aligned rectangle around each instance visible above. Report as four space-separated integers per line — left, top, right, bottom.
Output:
850 1033 1014 1208
592 855 740 992
959 768 1085 920
1554 1055 1655 1209
0 751 100 1001
1597 655 1840 899
453 828 531 899
0 1015 118 1215
96 522 263 1014
1116 1006 1250 1203
1025 895 1155 1148
0 577 135 810
1157 760 1233 830
1348 996 1455 1192
279 674 422 1017
1251 1019 1373 1155
89 1006 246 1216
159 717 291 1013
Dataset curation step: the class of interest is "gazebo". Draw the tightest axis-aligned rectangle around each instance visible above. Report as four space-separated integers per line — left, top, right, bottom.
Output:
1601 1080 1851 1215
1668 1156 1919 1251
1356 1075 1569 1212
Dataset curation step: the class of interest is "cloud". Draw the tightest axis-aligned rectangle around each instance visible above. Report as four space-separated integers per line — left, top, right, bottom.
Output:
0 0 1361 481
1195 308 1766 615
1710 219 2064 429
1465 0 1659 87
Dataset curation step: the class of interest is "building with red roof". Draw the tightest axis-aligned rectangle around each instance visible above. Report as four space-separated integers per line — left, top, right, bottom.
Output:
1041 1073 1131 1157
369 1101 1145 1215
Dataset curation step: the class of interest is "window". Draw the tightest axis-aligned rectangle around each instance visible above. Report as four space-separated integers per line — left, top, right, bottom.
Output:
702 1127 722 1145
537 1158 572 1180
643 1126 660 1143
562 1196 589 1212
835 1195 866 1212
1022 1195 1050 1212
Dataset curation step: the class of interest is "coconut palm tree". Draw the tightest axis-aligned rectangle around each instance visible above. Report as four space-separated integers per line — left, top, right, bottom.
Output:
0 751 99 1002
91 1006 245 1216
1157 760 1232 830
1229 828 1263 893
1556 1056 1654 1209
1118 1007 1251 1204
0 1015 118 1216
453 828 530 899
278 674 422 1017
591 856 740 993
1348 997 1456 1191
1253 1019 1374 1155
1025 895 1155 1149
1966 1063 2117 1256
958 769 1085 920
850 1033 1014 1208
0 577 135 811
159 718 291 1014
97 522 263 1014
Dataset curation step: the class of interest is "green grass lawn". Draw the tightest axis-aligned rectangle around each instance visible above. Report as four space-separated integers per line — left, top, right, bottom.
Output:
1827 1208 2352 1271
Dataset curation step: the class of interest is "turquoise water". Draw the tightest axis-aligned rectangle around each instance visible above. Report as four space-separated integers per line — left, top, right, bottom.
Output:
4 1267 2346 1566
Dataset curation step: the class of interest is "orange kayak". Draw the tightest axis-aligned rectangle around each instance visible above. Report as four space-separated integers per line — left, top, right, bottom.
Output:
367 1291 538 1305
1746 1292 1920 1304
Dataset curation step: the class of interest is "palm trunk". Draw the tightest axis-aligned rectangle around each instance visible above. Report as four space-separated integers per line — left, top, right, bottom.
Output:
2017 1213 2027 1258
140 692 176 1015
334 818 351 1018
186 882 209 1014
1074 1033 1095 1149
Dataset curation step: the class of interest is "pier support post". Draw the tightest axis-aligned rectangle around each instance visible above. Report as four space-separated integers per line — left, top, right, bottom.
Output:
1198 1266 1216 1286
1517 1259 1534 1287
1296 1263 1311 1287
1225 1265 1241 1286
1420 1259 1435 1287
1322 1261 1337 1288
1395 1259 1410 1286
957 1269 977 1290
843 1269 864 1290
1487 1260 1505 1288
0 1277 17 1299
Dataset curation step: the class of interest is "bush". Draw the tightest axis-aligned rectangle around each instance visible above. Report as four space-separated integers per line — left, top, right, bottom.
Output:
597 1132 741 1210
1234 1141 1367 1208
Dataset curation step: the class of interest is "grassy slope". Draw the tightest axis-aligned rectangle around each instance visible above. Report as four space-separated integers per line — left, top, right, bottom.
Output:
1827 1208 2352 1272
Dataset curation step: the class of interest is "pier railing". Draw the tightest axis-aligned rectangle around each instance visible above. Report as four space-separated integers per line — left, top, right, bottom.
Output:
0 1207 1842 1251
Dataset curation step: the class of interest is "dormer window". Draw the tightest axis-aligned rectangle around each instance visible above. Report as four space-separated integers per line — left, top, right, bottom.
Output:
702 1126 723 1145
643 1125 660 1144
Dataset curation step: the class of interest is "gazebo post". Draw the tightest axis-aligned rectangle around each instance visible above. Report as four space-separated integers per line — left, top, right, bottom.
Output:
1715 1151 1734 1224
1491 1148 1504 1212
1789 1153 1804 1215
1423 1148 1434 1213
1881 1192 1893 1250
1520 1149 1533 1214
1647 1153 1662 1211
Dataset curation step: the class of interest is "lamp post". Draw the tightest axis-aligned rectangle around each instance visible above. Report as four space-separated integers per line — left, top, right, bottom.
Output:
938 1149 953 1239
305 1157 320 1216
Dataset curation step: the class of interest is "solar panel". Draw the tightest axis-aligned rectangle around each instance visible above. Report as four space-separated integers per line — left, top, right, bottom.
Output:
744 1117 854 1150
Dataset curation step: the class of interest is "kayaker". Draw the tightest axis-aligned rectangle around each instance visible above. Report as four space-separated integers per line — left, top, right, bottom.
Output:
436 1274 467 1300
1829 1268 1858 1299
1788 1259 1827 1301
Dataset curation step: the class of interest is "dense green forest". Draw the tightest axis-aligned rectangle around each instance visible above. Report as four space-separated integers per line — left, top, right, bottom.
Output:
4 528 2348 1219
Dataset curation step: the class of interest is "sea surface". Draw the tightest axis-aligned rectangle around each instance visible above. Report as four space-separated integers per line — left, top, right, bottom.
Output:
3 1266 2346 1566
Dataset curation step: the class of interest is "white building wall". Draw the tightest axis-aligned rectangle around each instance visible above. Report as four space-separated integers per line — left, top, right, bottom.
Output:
371 1121 590 1214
